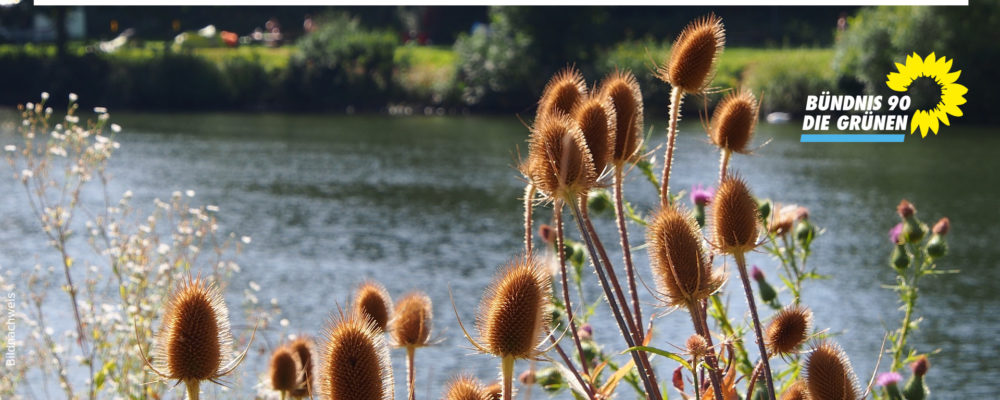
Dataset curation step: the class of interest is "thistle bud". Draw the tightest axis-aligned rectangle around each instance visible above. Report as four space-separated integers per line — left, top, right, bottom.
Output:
751 266 777 305
757 200 771 225
876 372 903 400
891 243 910 270
538 224 555 245
932 217 949 235
911 355 929 377
535 367 563 391
587 189 613 215
926 234 948 258
896 199 915 219
577 323 593 341
795 219 816 246
518 369 536 385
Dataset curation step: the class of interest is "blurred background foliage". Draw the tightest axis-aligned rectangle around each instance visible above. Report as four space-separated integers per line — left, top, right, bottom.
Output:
0 3 996 122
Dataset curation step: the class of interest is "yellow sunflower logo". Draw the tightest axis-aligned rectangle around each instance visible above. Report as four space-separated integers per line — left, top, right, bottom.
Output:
886 52 967 137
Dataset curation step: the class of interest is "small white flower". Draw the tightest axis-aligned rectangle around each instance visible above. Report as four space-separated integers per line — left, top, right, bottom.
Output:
21 169 33 179
69 93 78 102
95 135 109 144
65 115 79 124
206 205 219 212
49 147 67 157
185 190 195 198
93 107 108 114
22 120 29 126
249 281 261 292
123 190 133 199
26 102 34 110
41 92 50 100
45 107 53 115
156 243 170 255
4 145 15 152
98 114 110 121
241 236 252 244
111 123 122 133
279 319 289 327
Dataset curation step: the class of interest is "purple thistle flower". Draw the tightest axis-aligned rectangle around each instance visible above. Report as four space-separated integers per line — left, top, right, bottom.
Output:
889 223 904 245
691 184 714 207
750 265 765 281
876 371 902 387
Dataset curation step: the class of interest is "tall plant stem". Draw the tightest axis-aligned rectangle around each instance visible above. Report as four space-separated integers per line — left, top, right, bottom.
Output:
406 346 417 400
718 149 731 185
568 200 661 400
660 87 684 206
613 167 642 333
524 184 536 254
502 356 515 400
185 380 200 400
548 335 596 398
554 200 590 375
733 252 776 400
688 302 725 400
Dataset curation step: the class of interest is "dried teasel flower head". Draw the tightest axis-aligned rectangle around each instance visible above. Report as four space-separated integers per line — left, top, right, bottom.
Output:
483 382 502 400
320 311 394 400
765 305 813 355
524 115 597 201
685 334 709 360
443 374 490 400
269 346 301 392
647 205 724 307
659 14 726 94
537 66 587 122
354 280 393 332
475 255 552 360
288 336 316 398
143 277 250 385
571 93 617 177
710 89 759 154
804 341 860 400
780 379 808 400
598 69 644 165
711 175 761 254
391 291 433 349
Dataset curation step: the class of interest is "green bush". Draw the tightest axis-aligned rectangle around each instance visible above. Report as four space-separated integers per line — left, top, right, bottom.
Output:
453 6 535 110
742 49 836 115
834 4 1000 122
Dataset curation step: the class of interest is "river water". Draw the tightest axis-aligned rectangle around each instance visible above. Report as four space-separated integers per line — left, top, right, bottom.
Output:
1 111 997 398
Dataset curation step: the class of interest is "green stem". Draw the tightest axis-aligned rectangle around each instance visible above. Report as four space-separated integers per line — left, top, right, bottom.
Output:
708 294 753 375
407 346 417 400
185 380 200 400
502 356 515 400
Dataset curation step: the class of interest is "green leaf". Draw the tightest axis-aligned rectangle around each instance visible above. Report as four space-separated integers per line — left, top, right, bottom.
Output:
622 345 692 370
94 360 115 390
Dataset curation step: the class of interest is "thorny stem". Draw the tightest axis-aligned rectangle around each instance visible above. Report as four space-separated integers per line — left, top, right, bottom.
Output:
708 294 753 375
548 335 596 398
718 150 731 185
734 252 776 400
688 301 725 400
407 346 417 400
613 168 643 333
568 200 661 400
554 200 590 375
524 184 536 255
892 247 928 372
660 87 684 206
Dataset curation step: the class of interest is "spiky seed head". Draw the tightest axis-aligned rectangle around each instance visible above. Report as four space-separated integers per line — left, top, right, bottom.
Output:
647 206 724 307
477 255 553 359
288 336 316 398
659 14 725 94
391 292 432 348
320 312 393 400
443 375 490 400
483 382 502 400
525 115 597 201
538 67 587 122
710 89 759 154
270 346 301 392
804 341 860 400
599 70 644 164
153 277 233 382
355 281 393 332
711 175 760 254
766 305 813 355
686 334 709 360
780 380 809 400
572 94 617 177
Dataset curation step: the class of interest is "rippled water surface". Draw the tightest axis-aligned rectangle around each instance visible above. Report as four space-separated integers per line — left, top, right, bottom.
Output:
2 111 997 398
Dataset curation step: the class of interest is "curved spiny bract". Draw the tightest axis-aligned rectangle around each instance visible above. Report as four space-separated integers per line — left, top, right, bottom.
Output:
320 312 394 400
599 70 644 165
537 66 588 123
710 89 759 154
572 93 617 178
646 205 724 308
354 280 393 333
659 14 726 94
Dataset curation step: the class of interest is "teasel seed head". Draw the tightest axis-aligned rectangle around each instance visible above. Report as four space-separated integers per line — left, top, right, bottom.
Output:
710 89 759 154
537 67 587 122
288 336 316 398
599 70 644 165
659 14 725 94
525 114 597 201
320 312 394 400
152 277 234 382
443 375 490 400
765 305 813 355
780 380 808 400
685 334 709 360
484 382 502 400
804 341 861 400
355 281 393 332
269 346 301 392
391 291 433 349
711 175 760 254
476 255 552 360
572 93 617 177
647 205 724 308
